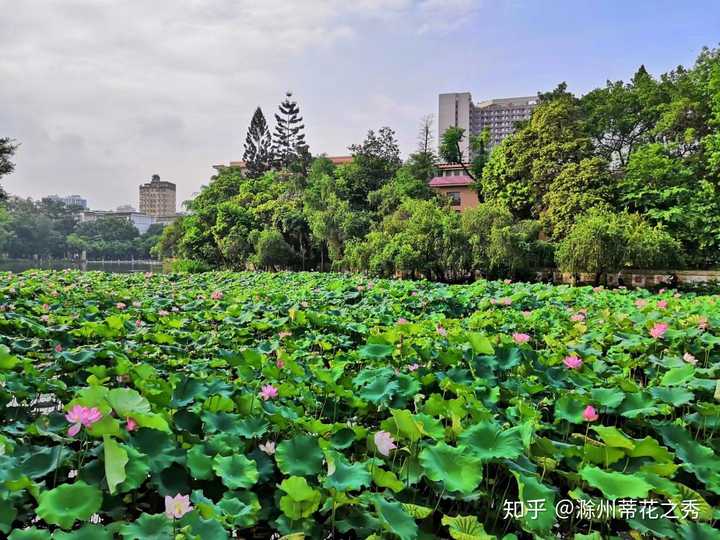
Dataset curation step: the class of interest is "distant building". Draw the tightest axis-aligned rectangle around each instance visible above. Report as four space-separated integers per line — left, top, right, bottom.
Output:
78 210 155 234
212 160 248 174
438 92 538 159
116 204 136 212
139 174 176 217
48 194 88 209
428 163 479 212
325 156 353 166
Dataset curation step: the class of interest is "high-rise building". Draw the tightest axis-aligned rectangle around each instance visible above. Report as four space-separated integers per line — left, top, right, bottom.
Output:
139 174 176 217
47 194 88 209
438 92 538 159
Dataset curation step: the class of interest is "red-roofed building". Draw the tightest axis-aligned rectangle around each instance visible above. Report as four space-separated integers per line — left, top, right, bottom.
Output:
429 163 479 211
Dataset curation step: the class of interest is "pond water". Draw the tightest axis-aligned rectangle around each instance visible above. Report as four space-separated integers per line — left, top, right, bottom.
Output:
0 259 164 274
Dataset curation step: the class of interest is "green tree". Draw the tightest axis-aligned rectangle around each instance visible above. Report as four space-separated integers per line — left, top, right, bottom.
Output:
252 228 298 270
273 92 308 170
0 137 18 200
243 107 274 178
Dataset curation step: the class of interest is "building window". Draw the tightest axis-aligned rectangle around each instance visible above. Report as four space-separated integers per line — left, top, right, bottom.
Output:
447 192 461 206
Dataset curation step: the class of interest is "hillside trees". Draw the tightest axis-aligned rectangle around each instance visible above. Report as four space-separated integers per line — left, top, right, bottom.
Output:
242 107 274 178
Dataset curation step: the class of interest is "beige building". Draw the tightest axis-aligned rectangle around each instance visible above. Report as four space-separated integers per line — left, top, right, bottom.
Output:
429 163 479 212
438 92 538 159
139 174 176 217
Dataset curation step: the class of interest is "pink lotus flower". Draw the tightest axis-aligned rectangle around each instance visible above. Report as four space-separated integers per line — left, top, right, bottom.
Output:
135 319 143 328
657 300 668 309
500 297 512 306
126 418 138 431
407 363 419 372
374 431 397 456
522 310 532 318
592 286 603 292
563 355 583 369
259 441 276 455
635 299 647 308
583 405 599 422
301 301 309 308
144 272 153 278
698 318 709 331
116 302 126 310
436 325 447 337
65 405 103 437
275 359 285 369
171 306 179 312
503 279 512 284
158 309 169 317
410 291 418 296
659 288 666 294
356 285 365 291
367 282 374 289
512 333 530 344
397 318 409 325
42 303 50 311
571 313 585 322
40 314 49 323
259 384 278 401
211 290 223 300
54 344 63 353
650 323 668 339
683 352 698 365
51 290 59 297
165 494 192 519
278 331 292 339
132 301 141 308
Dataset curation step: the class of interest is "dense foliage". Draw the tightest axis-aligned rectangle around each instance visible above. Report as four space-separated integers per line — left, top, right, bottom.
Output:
0 270 719 539
0 198 163 260
159 46 720 278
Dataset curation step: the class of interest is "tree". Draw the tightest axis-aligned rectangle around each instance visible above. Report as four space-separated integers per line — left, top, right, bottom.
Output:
556 208 682 284
242 107 273 178
347 127 402 204
273 92 308 170
252 228 298 270
0 138 18 200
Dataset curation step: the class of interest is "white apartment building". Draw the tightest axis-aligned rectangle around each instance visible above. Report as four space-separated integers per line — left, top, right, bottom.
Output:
438 92 538 159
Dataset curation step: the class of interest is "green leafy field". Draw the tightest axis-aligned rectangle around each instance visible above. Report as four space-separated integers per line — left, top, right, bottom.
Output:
1 270 719 539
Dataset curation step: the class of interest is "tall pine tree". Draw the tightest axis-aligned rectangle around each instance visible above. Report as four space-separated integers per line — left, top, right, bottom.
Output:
242 107 273 178
272 92 308 170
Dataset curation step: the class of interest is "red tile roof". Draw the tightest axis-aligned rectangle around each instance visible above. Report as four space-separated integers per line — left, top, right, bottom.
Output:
429 175 474 187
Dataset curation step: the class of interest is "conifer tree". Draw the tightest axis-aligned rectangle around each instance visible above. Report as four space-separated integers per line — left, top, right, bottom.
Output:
242 107 273 178
272 92 308 169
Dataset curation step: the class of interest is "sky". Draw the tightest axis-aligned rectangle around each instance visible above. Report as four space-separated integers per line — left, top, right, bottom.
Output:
1 0 719 210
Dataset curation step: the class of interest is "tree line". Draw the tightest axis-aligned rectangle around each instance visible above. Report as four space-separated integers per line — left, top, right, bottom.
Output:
155 47 720 281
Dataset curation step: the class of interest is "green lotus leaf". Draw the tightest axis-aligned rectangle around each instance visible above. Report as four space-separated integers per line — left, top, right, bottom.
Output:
441 514 495 540
358 343 394 360
401 503 433 519
19 446 70 479
373 467 405 492
512 472 555 535
118 445 151 492
373 495 418 540
212 454 258 489
103 435 128 494
590 387 626 409
0 345 19 370
580 466 652 500
655 424 720 492
468 333 494 355
650 386 694 406
591 426 635 449
459 421 523 460
660 364 695 386
626 436 674 462
53 524 114 540
8 528 51 540
323 454 371 492
178 511 228 540
187 444 215 480
36 481 103 530
677 522 720 540
107 387 151 417
119 513 172 540
418 442 483 495
359 378 399 404
275 435 323 476
554 395 586 424
236 416 269 439
0 496 17 534
171 377 207 407
278 476 322 519
330 428 356 449
619 392 659 418
217 491 261 528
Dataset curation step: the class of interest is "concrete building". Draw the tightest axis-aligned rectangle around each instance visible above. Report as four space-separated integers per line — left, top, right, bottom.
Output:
139 174 176 217
48 194 88 209
438 92 538 159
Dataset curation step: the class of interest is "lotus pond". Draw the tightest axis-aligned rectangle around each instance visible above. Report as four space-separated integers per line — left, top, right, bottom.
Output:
0 270 719 539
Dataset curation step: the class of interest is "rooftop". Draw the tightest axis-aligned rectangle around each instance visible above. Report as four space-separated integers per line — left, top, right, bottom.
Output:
429 175 474 187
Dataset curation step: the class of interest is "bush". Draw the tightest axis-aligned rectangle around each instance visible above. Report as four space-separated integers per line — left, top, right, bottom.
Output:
556 208 683 281
168 258 212 273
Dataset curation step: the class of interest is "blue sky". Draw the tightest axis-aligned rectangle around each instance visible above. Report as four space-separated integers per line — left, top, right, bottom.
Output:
1 0 718 209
